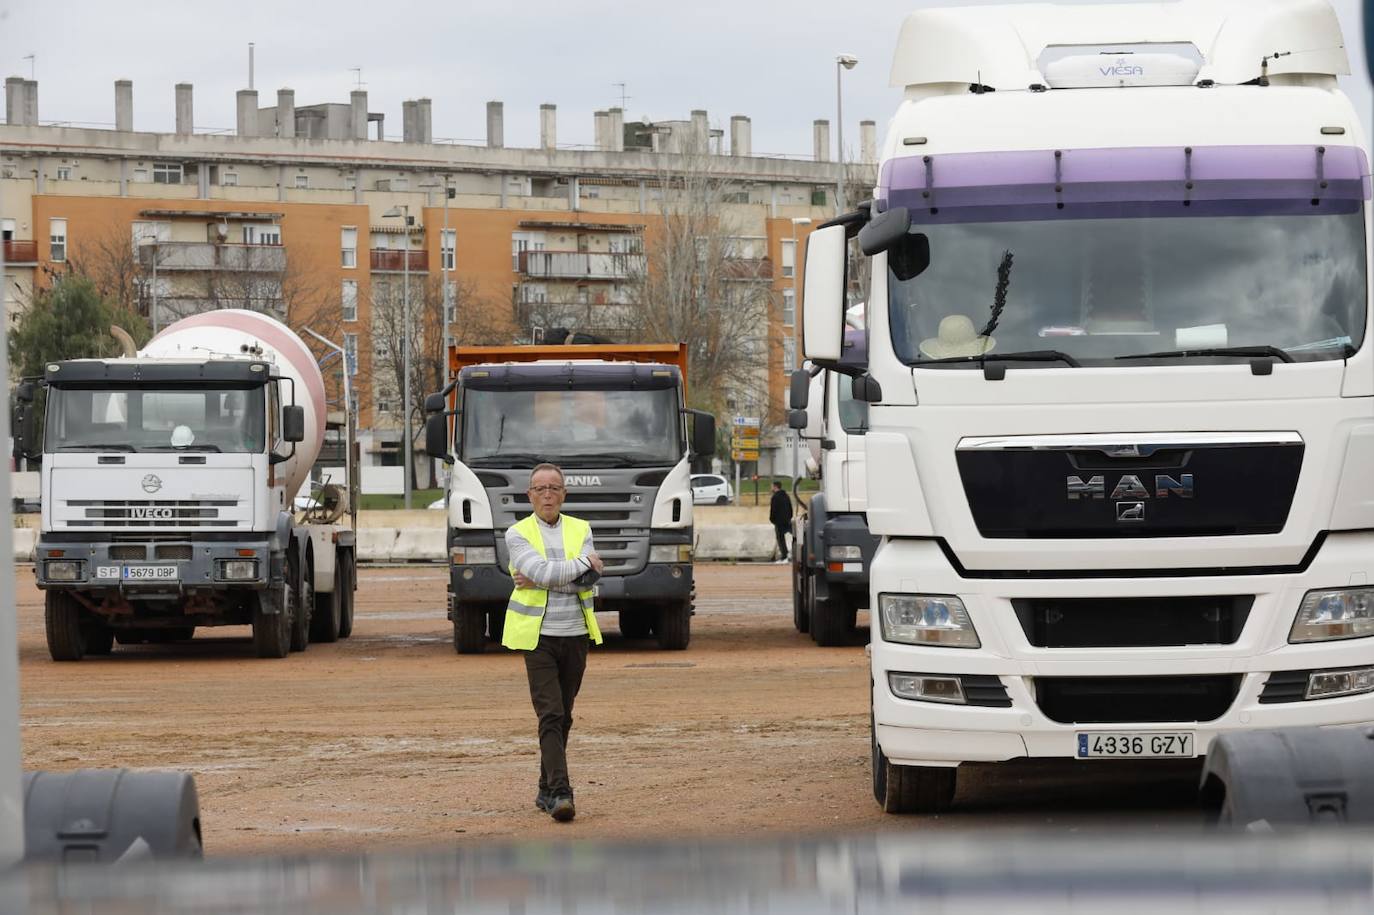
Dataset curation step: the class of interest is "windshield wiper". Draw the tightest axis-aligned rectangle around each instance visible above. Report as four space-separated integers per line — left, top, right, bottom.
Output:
917 350 1081 368
145 444 223 452
58 443 136 452
466 452 545 468
1116 345 1294 363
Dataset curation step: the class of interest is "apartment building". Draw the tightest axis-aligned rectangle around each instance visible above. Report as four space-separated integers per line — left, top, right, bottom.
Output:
0 79 876 472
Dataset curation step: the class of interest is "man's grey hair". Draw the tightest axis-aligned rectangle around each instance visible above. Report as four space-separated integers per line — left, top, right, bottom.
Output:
529 462 565 485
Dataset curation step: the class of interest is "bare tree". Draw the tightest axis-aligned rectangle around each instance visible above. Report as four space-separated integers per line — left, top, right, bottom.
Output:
616 141 777 418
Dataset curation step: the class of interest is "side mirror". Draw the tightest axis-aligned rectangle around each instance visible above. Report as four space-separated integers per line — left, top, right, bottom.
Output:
851 374 883 404
689 410 716 458
858 206 911 255
802 224 847 362
424 392 446 414
787 409 808 430
282 405 306 443
788 369 810 410
426 413 453 464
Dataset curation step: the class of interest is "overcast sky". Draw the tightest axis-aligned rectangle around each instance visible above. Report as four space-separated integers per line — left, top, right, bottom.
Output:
1 0 1370 156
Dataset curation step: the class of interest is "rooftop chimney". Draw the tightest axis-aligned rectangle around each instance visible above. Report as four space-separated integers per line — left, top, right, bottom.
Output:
690 109 709 154
593 110 609 151
276 88 295 139
175 83 193 135
486 101 504 148
608 108 625 152
22 80 37 128
402 99 418 143
860 120 876 164
813 119 831 163
540 103 556 152
417 98 432 144
5 77 24 126
114 80 133 132
730 115 751 157
236 89 259 137
350 90 368 140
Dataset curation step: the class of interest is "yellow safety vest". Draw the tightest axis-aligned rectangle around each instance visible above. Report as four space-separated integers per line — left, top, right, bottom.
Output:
502 513 603 651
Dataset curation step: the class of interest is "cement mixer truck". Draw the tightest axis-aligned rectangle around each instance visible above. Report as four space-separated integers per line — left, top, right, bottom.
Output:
25 309 358 660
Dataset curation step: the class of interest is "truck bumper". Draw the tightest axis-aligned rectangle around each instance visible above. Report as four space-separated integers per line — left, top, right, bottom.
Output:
870 533 1374 767
34 537 271 595
449 562 693 607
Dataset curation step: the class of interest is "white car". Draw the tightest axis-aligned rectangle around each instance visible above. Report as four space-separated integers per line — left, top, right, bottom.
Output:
691 473 733 505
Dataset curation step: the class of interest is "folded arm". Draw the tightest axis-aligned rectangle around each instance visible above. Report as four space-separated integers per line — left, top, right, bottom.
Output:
506 527 591 588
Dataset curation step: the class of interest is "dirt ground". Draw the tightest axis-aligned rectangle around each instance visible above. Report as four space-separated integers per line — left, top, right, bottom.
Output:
16 563 1203 856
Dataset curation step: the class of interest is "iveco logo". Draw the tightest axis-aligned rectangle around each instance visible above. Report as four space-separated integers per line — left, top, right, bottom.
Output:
130 507 174 520
141 474 163 494
564 475 602 487
1068 474 1194 501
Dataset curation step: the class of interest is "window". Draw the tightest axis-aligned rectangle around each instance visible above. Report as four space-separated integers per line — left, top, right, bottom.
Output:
132 167 149 183
243 225 281 246
341 227 357 268
222 171 239 187
783 338 796 373
152 163 183 185
49 218 67 263
341 280 358 322
343 333 359 376
391 177 409 191
782 288 795 327
294 174 309 189
781 239 797 278
344 173 357 191
441 229 456 271
1 218 13 240
376 397 394 415
130 220 171 250
56 166 72 181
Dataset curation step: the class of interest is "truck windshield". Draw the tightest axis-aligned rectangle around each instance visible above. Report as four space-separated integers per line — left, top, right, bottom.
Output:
45 384 266 453
889 210 1367 367
462 388 681 467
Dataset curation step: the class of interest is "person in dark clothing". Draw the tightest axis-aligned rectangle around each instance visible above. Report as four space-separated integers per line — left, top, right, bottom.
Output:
769 481 793 563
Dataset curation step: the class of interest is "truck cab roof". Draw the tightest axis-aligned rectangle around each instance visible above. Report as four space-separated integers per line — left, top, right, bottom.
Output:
44 357 276 386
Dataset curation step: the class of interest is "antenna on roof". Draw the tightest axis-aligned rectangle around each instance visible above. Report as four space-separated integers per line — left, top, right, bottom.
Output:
1258 50 1291 87
350 67 365 90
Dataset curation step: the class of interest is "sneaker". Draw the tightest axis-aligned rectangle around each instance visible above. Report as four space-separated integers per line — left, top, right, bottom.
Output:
549 793 576 822
535 789 554 812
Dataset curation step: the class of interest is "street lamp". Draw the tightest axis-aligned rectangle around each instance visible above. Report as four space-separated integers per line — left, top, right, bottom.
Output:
789 216 811 486
835 54 858 214
136 231 161 335
381 204 413 510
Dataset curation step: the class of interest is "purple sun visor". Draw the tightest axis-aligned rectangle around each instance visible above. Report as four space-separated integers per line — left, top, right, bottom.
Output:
877 145 1371 223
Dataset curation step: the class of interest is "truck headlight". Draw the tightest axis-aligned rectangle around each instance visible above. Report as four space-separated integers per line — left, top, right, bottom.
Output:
217 560 258 581
878 594 980 648
451 547 496 565
649 544 692 563
44 560 82 582
1306 667 1374 700
827 545 863 561
888 672 966 704
1289 588 1374 643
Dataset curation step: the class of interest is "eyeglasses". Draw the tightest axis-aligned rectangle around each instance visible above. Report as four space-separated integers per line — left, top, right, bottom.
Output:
530 484 565 495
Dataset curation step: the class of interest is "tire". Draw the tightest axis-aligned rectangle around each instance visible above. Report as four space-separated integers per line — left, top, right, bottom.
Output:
84 622 115 656
792 564 811 635
45 591 86 662
288 554 312 653
871 713 957 813
338 551 356 639
619 610 654 640
811 590 853 647
310 557 343 644
252 582 292 659
655 599 691 651
487 606 505 645
715 495 728 505
453 602 486 654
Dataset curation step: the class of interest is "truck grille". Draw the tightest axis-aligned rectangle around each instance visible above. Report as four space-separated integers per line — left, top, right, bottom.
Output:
1012 596 1253 648
66 499 239 528
1034 675 1241 724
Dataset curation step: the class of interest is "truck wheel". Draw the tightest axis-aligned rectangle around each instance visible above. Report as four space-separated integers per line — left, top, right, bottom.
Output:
655 599 691 650
288 555 312 653
792 565 811 634
811 591 853 647
453 603 486 654
252 584 292 659
871 714 956 813
45 591 87 661
619 611 653 640
487 607 505 644
84 622 115 656
310 558 343 644
337 551 356 639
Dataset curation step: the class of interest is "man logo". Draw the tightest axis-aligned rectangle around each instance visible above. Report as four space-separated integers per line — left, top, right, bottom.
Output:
1116 502 1145 522
1067 474 1194 500
141 474 163 494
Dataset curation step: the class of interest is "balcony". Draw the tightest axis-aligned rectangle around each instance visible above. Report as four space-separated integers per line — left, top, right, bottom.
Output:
370 249 428 273
517 250 644 281
2 240 37 264
139 242 286 273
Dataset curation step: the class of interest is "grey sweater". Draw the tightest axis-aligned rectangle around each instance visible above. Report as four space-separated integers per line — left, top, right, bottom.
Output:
505 514 595 637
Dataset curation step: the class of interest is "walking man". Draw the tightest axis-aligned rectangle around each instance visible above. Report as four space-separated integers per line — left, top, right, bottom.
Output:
503 462 604 822
769 480 793 563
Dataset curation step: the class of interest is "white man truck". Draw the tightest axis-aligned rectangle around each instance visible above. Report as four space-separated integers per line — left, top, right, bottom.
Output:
801 0 1374 812
28 309 358 661
425 343 715 653
788 329 880 646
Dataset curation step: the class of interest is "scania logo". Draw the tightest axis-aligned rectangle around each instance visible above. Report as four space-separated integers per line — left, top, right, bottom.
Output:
564 475 602 487
141 474 163 494
130 507 174 520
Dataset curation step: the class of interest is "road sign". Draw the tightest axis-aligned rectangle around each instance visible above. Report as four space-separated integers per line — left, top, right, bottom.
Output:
731 437 760 450
732 416 760 426
732 449 760 462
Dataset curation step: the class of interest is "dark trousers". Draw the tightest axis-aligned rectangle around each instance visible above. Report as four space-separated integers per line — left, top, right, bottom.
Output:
774 523 790 560
523 634 589 796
